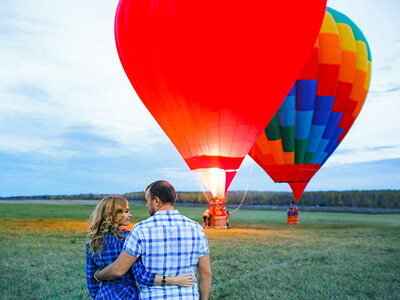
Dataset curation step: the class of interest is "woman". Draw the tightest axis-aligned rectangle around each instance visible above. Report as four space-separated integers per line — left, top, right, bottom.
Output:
86 196 194 299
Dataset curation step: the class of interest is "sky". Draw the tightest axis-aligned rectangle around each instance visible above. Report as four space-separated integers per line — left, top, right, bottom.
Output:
0 0 399 197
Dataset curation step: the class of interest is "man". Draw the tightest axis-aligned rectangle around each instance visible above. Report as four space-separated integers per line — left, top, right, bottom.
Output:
223 207 231 229
95 180 212 300
202 208 211 228
287 200 299 216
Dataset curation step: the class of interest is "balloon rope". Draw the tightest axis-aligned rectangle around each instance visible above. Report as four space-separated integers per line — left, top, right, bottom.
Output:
230 156 254 214
202 190 211 204
190 171 211 204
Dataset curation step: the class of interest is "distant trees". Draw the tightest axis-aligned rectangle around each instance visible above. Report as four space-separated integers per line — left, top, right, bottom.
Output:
2 190 399 208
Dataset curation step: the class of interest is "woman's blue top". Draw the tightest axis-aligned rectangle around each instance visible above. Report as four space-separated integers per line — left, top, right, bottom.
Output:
86 231 156 299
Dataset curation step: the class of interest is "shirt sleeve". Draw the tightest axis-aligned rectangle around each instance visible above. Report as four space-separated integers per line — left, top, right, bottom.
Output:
123 225 143 257
198 227 210 257
86 247 100 299
131 257 156 286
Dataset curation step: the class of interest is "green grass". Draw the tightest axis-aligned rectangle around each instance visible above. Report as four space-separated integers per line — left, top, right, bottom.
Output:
0 203 399 299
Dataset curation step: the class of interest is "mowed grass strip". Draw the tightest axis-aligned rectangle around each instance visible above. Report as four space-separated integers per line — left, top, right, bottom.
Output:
0 203 399 299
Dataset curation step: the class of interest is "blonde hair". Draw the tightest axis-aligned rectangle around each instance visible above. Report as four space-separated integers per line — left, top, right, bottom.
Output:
86 195 128 257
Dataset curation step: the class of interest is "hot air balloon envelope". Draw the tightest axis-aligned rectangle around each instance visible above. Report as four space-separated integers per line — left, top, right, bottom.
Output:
250 7 372 201
115 0 327 199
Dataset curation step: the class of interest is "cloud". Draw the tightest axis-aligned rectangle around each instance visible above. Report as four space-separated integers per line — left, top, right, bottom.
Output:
368 83 400 99
375 65 391 72
308 157 400 191
0 140 188 196
335 144 399 155
325 142 400 167
383 86 400 93
364 145 399 152
0 0 168 161
1 145 399 197
7 82 50 99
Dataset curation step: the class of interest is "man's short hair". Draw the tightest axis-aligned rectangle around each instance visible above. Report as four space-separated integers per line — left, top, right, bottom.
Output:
146 180 177 205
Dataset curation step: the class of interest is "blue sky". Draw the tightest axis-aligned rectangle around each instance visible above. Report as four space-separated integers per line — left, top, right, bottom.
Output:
0 0 399 196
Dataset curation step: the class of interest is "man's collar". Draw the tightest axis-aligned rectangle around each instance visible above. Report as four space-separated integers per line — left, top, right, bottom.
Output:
154 209 179 215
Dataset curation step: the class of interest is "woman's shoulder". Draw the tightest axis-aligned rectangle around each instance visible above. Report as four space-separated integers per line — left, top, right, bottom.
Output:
121 230 130 237
105 230 130 241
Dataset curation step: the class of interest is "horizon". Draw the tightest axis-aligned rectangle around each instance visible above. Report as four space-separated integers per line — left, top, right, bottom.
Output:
2 188 399 199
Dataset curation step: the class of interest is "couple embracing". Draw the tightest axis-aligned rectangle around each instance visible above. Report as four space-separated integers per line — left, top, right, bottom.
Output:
86 180 211 299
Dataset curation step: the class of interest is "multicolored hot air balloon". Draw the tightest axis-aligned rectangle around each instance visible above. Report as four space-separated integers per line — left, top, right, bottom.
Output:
115 0 327 204
249 7 372 201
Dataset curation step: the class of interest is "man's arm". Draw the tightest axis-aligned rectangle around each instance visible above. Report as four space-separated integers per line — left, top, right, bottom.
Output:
133 258 195 287
197 254 212 300
153 274 195 287
95 250 137 281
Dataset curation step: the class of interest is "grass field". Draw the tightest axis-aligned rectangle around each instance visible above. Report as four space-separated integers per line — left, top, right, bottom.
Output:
0 203 399 299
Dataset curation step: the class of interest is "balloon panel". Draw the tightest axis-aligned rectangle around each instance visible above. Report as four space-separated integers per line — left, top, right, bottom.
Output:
250 8 371 201
115 0 327 199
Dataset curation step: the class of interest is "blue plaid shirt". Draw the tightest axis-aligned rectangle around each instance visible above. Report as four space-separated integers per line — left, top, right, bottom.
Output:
123 210 209 300
86 230 156 299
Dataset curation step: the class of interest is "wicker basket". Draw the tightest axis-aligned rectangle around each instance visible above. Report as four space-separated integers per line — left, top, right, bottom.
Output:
287 215 298 225
210 216 227 229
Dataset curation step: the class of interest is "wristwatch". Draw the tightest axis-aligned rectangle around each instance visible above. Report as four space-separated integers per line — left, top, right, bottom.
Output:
161 275 166 286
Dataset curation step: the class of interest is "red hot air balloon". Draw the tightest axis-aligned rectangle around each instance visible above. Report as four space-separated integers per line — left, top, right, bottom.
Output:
115 0 327 201
249 8 372 201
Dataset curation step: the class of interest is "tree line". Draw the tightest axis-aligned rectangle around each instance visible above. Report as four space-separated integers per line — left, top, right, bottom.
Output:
2 190 399 208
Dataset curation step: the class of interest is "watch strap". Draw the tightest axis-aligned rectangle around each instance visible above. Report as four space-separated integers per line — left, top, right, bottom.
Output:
161 275 166 286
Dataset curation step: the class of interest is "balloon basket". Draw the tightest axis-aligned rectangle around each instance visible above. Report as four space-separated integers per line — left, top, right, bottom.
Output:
287 215 298 225
210 216 228 229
